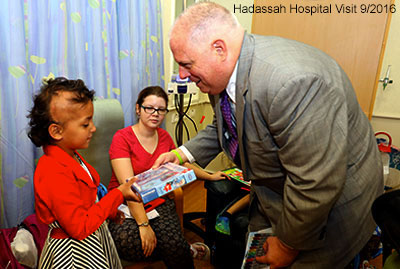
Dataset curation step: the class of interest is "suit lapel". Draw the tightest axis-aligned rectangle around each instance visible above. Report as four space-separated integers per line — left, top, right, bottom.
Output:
209 33 255 179
236 33 254 179
210 94 225 154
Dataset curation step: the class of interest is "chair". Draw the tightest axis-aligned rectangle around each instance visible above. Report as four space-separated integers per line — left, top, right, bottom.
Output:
78 98 124 186
371 189 400 268
182 180 231 246
183 177 248 252
78 98 183 268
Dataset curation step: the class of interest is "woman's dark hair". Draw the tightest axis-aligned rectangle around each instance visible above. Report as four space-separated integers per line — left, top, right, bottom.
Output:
136 86 168 107
27 77 95 147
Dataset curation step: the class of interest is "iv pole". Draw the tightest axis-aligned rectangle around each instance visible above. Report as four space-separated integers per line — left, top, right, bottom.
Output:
177 0 187 146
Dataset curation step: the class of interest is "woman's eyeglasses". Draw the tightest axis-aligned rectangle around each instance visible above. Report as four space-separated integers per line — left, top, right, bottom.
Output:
141 105 169 115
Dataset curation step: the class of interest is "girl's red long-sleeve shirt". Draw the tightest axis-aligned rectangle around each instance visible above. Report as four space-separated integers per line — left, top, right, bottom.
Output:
34 145 123 240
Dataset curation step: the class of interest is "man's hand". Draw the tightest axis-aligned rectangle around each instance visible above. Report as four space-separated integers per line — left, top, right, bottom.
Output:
256 236 299 269
152 152 180 169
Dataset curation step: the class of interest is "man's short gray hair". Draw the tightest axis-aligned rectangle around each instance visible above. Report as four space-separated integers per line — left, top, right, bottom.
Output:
174 2 239 42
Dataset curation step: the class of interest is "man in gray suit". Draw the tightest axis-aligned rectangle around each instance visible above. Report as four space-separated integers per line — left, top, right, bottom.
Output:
154 2 383 268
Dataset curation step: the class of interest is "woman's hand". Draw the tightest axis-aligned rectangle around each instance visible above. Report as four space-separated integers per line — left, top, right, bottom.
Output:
139 225 157 257
209 171 228 181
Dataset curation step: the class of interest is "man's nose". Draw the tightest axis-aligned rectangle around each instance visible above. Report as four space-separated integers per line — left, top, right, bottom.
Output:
179 66 190 79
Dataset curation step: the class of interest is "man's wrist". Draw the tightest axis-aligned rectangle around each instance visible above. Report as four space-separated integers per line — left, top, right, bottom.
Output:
280 239 294 250
179 146 194 163
278 238 299 256
171 149 184 165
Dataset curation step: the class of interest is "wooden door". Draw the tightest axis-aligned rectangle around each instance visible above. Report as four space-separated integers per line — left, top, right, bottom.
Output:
251 0 394 118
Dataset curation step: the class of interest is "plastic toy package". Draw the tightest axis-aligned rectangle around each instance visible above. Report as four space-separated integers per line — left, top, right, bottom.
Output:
222 167 251 186
130 162 197 203
241 228 272 269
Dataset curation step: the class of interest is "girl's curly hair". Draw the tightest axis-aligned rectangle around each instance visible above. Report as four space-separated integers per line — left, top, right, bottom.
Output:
27 77 95 147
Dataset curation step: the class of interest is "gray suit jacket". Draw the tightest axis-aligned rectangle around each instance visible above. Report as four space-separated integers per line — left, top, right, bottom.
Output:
184 33 383 268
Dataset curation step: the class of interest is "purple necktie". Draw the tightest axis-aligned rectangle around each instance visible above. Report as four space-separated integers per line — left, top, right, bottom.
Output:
220 91 238 160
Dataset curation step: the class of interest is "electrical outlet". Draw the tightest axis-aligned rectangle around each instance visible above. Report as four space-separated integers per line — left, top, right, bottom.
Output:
188 109 195 118
171 112 179 123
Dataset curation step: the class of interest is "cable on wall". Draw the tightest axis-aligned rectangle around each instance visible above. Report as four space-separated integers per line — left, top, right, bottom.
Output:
174 94 198 146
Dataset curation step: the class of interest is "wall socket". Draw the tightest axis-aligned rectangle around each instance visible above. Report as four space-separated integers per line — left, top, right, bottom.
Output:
188 108 195 117
171 112 179 123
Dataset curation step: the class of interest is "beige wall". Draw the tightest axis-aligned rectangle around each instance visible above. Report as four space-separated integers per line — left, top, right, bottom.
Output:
371 11 400 146
373 13 400 118
213 0 254 32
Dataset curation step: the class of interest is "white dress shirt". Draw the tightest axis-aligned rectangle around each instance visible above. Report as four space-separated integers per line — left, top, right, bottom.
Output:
180 62 239 163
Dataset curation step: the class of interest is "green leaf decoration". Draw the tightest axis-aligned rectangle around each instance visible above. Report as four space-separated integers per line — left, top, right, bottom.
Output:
14 176 29 188
47 72 55 80
112 88 121 95
119 50 129 60
150 36 158 43
88 0 100 9
60 2 66 11
8 65 26 78
71 12 81 23
30 55 46 64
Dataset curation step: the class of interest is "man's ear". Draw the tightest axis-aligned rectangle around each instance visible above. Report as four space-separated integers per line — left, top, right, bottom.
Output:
48 123 63 141
212 40 227 61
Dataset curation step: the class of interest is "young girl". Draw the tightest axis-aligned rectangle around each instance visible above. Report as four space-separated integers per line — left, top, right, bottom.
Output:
27 77 139 268
107 86 226 268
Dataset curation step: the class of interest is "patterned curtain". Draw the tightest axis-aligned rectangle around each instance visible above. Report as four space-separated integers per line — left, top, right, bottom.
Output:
0 0 164 228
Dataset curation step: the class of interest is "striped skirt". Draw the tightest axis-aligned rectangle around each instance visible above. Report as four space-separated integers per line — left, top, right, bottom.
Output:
39 221 122 269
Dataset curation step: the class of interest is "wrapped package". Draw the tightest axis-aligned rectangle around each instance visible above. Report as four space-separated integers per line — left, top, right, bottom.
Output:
11 228 37 268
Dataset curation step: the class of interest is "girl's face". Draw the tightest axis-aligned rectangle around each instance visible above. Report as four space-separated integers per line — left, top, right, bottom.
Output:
136 95 167 129
51 92 96 156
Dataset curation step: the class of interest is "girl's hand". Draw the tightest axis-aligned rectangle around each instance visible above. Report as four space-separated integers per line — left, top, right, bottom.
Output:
139 225 157 257
209 171 228 181
117 177 142 202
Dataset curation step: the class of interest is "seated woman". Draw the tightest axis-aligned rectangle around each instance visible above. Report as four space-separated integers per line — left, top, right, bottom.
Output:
107 86 226 268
